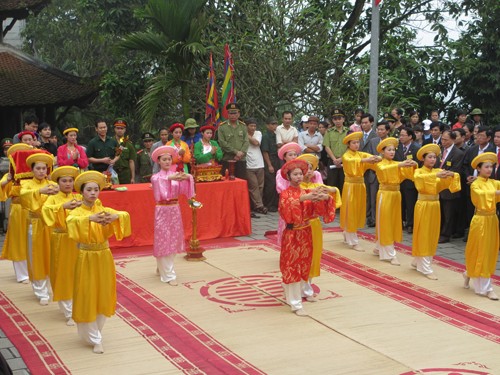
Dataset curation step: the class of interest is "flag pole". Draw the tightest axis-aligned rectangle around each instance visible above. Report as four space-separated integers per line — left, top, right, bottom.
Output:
369 0 380 118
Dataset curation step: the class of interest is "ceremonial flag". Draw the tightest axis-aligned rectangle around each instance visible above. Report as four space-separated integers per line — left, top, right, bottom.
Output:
204 52 220 127
220 43 236 120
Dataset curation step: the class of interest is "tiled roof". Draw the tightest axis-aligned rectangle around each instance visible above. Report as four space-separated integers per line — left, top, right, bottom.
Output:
0 0 50 18
0 44 99 108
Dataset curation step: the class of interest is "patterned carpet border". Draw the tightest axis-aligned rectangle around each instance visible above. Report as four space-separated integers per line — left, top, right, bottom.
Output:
0 292 70 375
115 273 267 375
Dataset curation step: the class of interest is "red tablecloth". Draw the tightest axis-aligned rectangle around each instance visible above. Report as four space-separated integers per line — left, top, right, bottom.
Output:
99 179 251 248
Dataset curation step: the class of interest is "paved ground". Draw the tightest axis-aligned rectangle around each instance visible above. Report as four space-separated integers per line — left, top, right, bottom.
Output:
1 211 498 373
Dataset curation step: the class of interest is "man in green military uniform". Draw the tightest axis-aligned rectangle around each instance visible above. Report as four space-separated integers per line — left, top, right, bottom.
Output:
322 108 349 192
217 103 249 179
384 112 399 139
112 119 137 184
136 132 155 182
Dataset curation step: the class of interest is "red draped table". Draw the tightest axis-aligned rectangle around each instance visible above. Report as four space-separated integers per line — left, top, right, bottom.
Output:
99 178 251 248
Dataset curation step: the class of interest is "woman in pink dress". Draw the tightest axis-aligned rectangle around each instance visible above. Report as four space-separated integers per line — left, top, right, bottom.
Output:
57 127 89 169
151 145 194 285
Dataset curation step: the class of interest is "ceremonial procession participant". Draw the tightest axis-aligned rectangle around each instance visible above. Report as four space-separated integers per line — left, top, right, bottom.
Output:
193 125 222 165
217 103 249 179
41 166 82 325
38 123 57 156
276 111 298 148
395 127 420 234
17 131 36 146
57 127 89 169
86 119 119 173
261 117 280 212
359 113 378 227
372 138 417 265
323 108 348 191
438 130 465 244
112 119 136 184
462 126 494 241
245 118 267 215
182 118 201 148
12 115 40 145
20 151 59 304
296 153 340 300
167 123 192 173
340 132 381 251
463 152 500 300
298 116 323 158
0 138 13 175
278 159 334 317
136 132 155 182
66 171 131 354
412 144 460 280
151 146 195 285
151 127 171 174
0 143 33 283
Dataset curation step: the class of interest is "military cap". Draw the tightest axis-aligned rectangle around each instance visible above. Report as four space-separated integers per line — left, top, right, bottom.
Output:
113 118 127 127
331 108 345 117
226 103 240 111
383 112 397 122
142 132 155 141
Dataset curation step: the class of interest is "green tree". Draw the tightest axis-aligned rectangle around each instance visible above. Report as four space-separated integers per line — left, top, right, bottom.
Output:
119 0 208 125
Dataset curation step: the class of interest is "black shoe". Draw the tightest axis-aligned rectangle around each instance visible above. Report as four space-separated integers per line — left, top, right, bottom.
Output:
268 207 278 212
368 222 375 228
407 226 413 234
251 213 260 219
463 235 468 242
438 236 450 244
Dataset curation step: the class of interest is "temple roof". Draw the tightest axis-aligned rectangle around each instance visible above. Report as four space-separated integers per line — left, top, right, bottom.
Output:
0 0 50 19
0 43 99 108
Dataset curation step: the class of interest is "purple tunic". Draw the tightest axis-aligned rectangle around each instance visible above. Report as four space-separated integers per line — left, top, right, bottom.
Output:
151 170 195 257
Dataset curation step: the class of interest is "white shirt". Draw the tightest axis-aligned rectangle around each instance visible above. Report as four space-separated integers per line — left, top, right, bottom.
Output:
276 124 298 145
298 130 323 156
246 131 264 169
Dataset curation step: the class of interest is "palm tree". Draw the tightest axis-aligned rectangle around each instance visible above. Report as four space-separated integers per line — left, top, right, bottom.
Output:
119 0 207 124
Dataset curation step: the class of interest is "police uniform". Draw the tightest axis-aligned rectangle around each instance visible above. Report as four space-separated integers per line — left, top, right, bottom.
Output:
112 119 137 184
136 132 154 182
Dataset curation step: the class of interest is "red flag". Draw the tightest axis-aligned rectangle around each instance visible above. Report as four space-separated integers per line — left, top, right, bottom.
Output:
220 44 236 120
204 52 220 127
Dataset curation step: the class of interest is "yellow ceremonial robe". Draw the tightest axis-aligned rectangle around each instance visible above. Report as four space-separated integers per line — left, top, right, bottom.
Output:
412 167 461 257
67 202 130 323
20 178 57 280
0 177 29 262
465 177 500 278
374 160 415 246
42 192 83 301
340 149 374 232
300 181 342 278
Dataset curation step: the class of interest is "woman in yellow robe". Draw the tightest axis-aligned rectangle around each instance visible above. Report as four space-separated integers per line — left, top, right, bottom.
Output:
464 153 500 300
0 143 32 283
20 151 58 305
340 132 381 251
41 166 82 325
372 138 417 265
66 171 131 354
297 154 341 300
412 144 461 280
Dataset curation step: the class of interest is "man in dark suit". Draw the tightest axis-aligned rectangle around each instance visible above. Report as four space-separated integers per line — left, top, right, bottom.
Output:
395 127 420 233
462 126 495 240
360 113 378 227
492 127 500 180
438 130 465 243
422 121 443 146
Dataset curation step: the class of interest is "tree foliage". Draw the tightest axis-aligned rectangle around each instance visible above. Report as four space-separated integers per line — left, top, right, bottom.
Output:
20 0 499 135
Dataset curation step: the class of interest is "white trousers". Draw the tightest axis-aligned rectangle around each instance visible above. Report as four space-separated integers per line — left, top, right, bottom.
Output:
32 277 50 300
471 277 493 295
157 254 176 283
414 256 433 275
375 241 396 260
301 279 314 298
77 314 106 345
13 261 29 282
58 300 73 319
283 282 303 311
343 231 359 246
